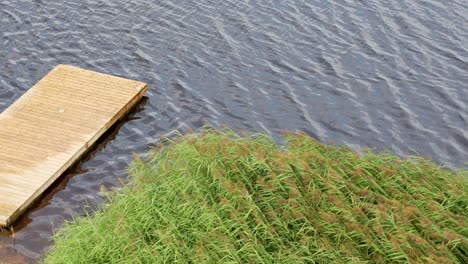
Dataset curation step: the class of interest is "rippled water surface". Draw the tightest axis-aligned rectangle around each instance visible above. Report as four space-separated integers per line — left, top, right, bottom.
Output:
1 0 467 262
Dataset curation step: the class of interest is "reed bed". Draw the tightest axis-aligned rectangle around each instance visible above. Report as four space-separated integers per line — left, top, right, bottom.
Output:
44 128 467 263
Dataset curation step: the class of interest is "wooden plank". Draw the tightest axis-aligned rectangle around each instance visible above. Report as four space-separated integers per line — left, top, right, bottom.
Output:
0 65 147 226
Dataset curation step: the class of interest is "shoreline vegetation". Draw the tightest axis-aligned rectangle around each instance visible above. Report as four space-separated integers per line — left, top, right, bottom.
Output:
44 128 467 263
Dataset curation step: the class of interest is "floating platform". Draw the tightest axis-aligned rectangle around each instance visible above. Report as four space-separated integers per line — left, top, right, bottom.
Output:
0 65 147 226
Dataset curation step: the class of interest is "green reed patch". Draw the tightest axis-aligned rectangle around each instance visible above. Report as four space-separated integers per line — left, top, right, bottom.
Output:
44 128 467 263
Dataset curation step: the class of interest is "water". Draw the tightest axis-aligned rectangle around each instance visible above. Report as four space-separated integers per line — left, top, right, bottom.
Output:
0 0 467 262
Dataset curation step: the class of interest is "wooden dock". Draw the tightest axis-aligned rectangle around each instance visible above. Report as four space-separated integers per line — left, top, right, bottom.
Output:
0 65 147 226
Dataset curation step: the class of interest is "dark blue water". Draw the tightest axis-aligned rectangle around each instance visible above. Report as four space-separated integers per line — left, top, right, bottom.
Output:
0 0 467 262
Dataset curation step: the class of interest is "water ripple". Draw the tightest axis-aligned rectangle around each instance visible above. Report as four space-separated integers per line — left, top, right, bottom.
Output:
0 0 467 262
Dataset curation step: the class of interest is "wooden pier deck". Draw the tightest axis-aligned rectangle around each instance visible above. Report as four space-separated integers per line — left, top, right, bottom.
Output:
0 65 147 226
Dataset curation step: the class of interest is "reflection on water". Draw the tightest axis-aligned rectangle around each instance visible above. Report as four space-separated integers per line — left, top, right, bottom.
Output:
0 0 467 262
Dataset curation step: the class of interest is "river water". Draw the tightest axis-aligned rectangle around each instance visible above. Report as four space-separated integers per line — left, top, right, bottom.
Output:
0 0 467 262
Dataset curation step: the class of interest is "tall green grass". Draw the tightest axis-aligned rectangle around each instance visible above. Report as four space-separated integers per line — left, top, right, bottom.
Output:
44 128 467 263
